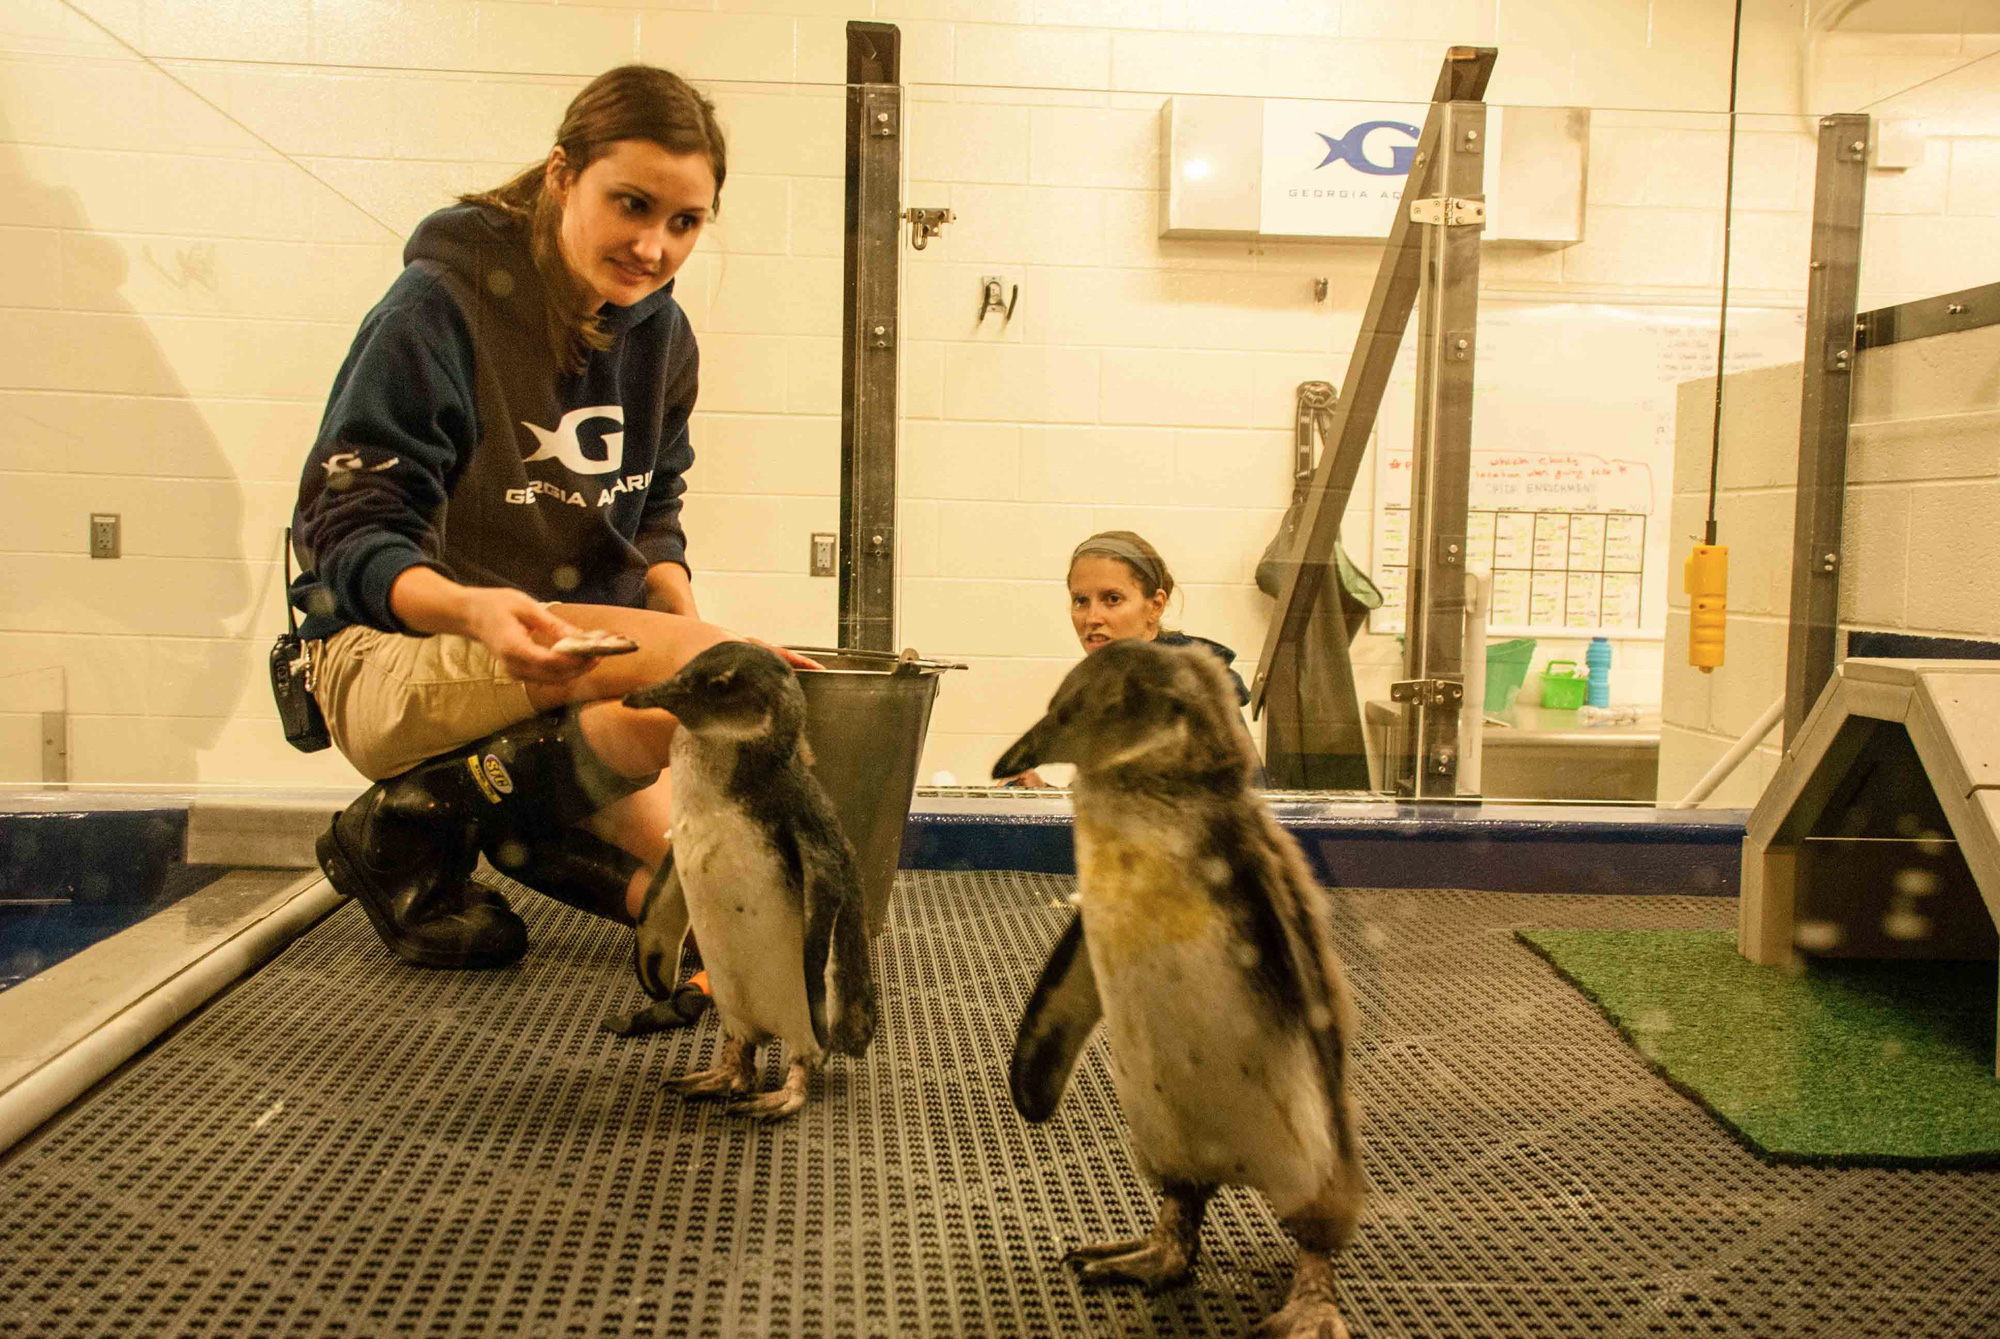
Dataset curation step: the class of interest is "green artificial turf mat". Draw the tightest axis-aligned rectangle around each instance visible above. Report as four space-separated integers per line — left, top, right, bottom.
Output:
1517 928 2000 1166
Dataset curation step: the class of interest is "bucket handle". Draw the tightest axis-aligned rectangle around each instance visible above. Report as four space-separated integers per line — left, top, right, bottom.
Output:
785 645 969 673
1544 660 1578 676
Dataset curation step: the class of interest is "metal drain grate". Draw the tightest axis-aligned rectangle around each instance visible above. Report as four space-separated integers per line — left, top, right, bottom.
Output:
3 873 1997 1338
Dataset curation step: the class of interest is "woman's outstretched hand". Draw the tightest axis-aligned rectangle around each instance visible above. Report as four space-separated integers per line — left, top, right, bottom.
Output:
456 587 597 684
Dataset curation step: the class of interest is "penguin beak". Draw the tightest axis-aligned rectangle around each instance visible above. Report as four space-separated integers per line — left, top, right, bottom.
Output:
622 677 683 713
993 711 1072 779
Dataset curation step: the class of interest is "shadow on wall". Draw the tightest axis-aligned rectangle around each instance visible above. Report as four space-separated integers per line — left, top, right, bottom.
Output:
0 104 250 785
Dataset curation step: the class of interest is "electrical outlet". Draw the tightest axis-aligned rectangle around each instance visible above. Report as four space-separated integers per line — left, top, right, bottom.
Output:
810 532 836 577
89 513 120 559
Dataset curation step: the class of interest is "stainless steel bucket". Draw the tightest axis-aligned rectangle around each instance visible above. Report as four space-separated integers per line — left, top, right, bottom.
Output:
789 647 961 934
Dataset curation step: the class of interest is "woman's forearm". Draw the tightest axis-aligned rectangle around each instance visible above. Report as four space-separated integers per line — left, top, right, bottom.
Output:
645 561 698 617
388 565 478 637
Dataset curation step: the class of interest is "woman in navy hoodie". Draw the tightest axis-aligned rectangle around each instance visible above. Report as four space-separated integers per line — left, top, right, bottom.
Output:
292 65 802 982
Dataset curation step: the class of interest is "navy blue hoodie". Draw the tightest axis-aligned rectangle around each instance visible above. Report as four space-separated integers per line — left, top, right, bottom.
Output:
291 203 697 640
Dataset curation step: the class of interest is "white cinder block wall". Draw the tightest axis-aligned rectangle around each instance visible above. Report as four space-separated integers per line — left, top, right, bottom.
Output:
1661 322 2000 809
0 0 1993 788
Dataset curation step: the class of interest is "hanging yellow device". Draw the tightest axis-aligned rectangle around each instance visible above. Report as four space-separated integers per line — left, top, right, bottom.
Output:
1685 544 1728 672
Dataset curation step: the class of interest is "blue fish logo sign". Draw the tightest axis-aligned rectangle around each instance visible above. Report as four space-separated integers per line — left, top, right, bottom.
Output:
1316 120 1421 176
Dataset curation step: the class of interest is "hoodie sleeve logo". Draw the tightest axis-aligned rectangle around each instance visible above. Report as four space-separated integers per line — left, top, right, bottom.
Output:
521 406 625 475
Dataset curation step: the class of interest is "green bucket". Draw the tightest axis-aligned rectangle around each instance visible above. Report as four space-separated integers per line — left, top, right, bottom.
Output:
1539 660 1588 710
1484 638 1536 713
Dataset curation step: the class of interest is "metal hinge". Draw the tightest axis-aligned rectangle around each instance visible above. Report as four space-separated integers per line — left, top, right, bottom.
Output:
1409 196 1486 227
1391 678 1465 707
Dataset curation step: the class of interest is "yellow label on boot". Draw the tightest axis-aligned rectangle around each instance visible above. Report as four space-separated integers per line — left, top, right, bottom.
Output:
466 755 502 804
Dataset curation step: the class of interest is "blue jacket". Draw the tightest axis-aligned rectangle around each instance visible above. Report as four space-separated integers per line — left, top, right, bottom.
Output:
290 204 698 639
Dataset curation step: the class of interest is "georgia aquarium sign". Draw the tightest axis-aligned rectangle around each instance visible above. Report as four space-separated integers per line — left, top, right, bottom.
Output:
1261 101 1475 239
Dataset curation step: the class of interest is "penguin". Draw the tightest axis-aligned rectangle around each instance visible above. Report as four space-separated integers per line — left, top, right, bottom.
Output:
621 641 877 1120
991 639 1365 1339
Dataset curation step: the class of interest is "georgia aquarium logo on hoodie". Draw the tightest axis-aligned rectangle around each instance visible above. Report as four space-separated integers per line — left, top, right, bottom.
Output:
523 405 625 474
508 405 654 508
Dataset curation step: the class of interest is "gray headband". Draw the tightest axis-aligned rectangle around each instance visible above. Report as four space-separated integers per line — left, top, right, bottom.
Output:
1070 536 1165 594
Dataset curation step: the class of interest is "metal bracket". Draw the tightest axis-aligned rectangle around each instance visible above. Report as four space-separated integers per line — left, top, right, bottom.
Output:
41 710 68 786
901 207 954 251
978 276 1018 324
1446 330 1473 361
869 103 899 138
1824 344 1854 373
1408 196 1485 227
1391 679 1465 707
866 318 895 349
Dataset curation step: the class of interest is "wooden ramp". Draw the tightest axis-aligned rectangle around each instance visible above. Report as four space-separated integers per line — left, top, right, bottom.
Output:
1742 658 2000 1074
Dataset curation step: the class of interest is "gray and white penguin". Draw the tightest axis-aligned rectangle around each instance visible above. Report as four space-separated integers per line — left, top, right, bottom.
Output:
621 641 877 1120
992 639 1365 1339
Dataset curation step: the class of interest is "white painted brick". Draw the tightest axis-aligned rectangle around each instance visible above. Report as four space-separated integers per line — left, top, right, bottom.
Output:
942 183 1104 266
637 12 797 83
1947 138 2000 217
900 499 941 577
1100 347 1255 427
944 343 1101 424
1714 359 1804 492
704 255 842 336
1665 492 1707 614
910 102 1032 185
695 333 791 413
1186 0 1331 36
879 0 1035 22
0 636 143 715
902 421 1022 501
2 554 273 637
1839 484 1909 630
924 655 1069 737
5 146 314 238
1848 409 2000 486
0 227 61 308
1024 267 1330 354
1727 209 1812 297
1092 504 1275 586
681 493 837 573
1019 426 1182 506
1660 609 1713 733
957 24 1111 90
935 499 1097 579
1862 143 1951 216
60 234 399 323
1 0 132 57
1858 215 2000 309
787 176 843 256
300 156 508 240
148 636 264 719
1585 125 1655 208
143 0 309 62
310 0 476 69
1726 125 1810 212
904 261 1025 343
388 74 573 164
708 89 845 179
1034 0 1183 28
1100 190 1256 271
1707 615 1787 737
476 3 637 76
1480 44 1577 108
795 16 848 83
1172 581 1272 660
1109 30 1268 96
1672 376 1717 497
686 571 838 648
1174 429 1291 509
901 576 1075 658
1562 207 1722 290
705 175 792 256
786 336 841 414
899 20 959 85
1906 481 2000 636
688 413 839 496
902 340 945 420
1712 489 1794 620
1009 108 1158 197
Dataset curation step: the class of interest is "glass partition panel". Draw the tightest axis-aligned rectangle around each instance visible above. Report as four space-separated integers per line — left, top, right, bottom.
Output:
895 82 1754 804
0 7 845 789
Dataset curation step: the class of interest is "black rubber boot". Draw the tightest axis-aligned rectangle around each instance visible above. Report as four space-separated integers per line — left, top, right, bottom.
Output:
484 827 643 926
601 856 714 1035
319 708 655 969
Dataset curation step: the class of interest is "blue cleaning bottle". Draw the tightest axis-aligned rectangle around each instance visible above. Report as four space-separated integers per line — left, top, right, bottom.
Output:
1586 636 1612 708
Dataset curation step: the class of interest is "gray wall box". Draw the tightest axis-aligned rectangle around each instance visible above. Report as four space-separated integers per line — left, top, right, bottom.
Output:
1158 97 1586 246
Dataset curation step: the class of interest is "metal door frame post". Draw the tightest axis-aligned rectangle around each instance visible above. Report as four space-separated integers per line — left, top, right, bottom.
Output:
1393 100 1487 797
1248 49 1495 776
840 22 902 651
1784 114 1869 746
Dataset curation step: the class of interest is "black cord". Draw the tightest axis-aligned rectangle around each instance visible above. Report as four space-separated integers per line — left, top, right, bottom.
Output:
1705 0 1748 548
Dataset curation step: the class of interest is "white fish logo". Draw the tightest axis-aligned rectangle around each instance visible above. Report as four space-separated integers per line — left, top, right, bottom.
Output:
521 406 625 476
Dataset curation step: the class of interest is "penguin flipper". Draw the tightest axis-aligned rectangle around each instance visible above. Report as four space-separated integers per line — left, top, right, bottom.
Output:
825 892 878 1056
1010 911 1102 1123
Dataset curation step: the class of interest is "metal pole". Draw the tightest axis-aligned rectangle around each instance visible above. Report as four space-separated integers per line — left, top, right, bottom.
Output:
1395 100 1486 798
1783 114 1868 746
840 22 902 652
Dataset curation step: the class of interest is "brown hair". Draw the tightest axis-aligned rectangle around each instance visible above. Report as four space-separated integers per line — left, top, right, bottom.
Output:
1070 530 1176 606
461 64 726 374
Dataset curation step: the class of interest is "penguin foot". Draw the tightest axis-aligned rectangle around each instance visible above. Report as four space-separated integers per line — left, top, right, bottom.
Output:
1248 1299 1350 1339
670 1037 755 1100
725 1058 810 1123
1064 1236 1193 1292
1250 1247 1350 1339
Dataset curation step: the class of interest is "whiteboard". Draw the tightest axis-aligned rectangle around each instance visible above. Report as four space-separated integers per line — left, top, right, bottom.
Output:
1368 300 1807 639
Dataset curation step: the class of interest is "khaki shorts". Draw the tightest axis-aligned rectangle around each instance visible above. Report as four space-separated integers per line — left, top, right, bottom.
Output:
311 625 538 781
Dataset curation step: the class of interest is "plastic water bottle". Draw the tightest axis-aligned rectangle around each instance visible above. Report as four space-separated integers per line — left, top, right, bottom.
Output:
1586 637 1612 708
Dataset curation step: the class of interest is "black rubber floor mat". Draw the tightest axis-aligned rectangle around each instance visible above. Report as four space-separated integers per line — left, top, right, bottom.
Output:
2 873 1997 1337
